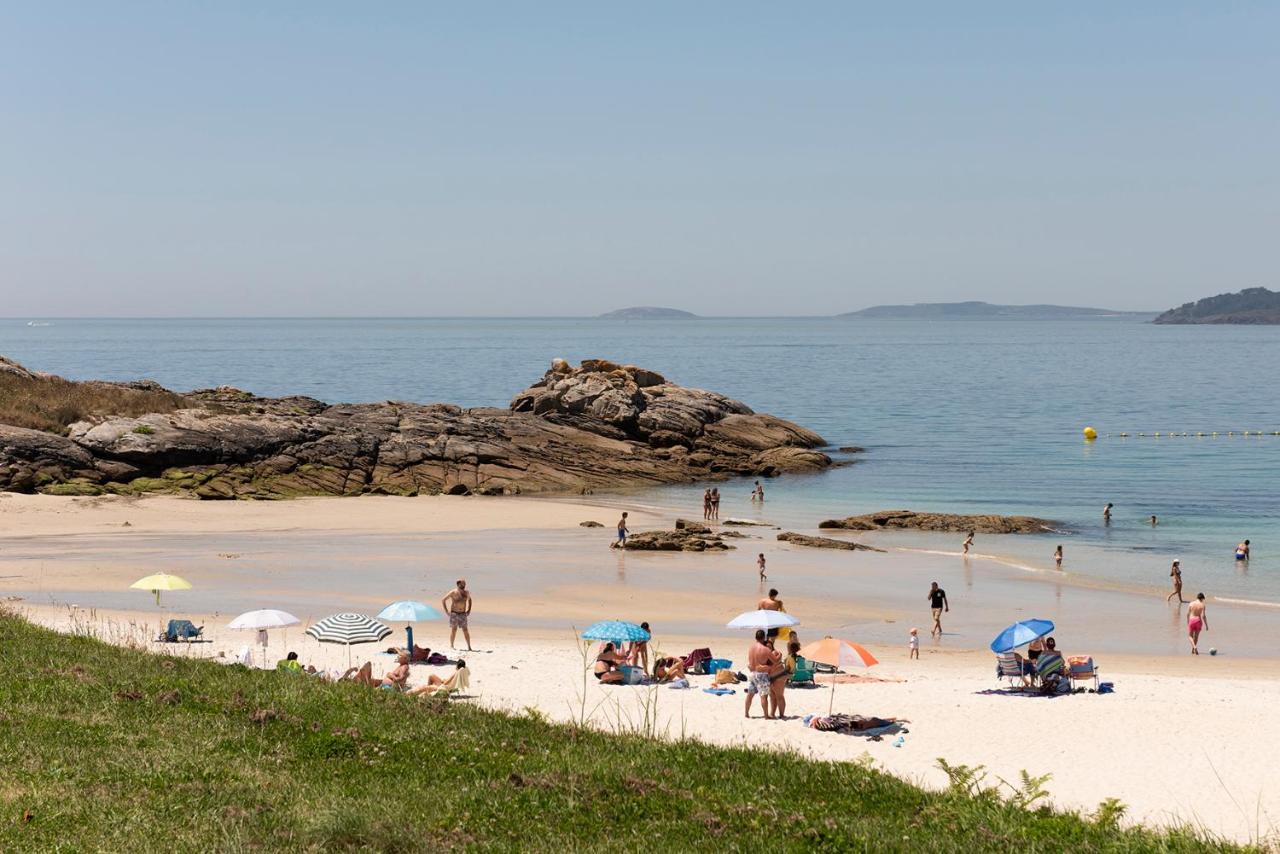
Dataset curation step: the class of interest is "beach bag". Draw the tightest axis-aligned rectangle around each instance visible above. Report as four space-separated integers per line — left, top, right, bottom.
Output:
714 669 740 686
427 652 449 665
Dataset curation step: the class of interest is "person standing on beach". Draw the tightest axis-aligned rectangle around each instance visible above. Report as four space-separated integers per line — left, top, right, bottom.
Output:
1187 593 1209 654
703 488 713 521
745 629 777 719
757 553 767 581
927 582 948 637
1103 503 1113 524
962 532 974 555
751 480 764 502
1053 545 1063 569
441 578 473 651
709 488 720 520
908 627 919 660
613 512 629 549
1167 560 1187 604
759 588 783 612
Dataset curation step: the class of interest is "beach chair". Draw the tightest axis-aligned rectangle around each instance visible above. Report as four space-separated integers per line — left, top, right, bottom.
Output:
1035 652 1067 694
790 655 816 685
1067 656 1099 691
995 652 1028 688
163 619 203 643
429 668 470 699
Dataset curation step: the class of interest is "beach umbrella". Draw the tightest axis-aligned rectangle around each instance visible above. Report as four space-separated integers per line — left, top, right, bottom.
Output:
726 609 800 631
800 637 880 713
227 609 301 668
581 620 650 643
376 600 443 653
305 613 392 667
990 619 1055 654
130 572 192 607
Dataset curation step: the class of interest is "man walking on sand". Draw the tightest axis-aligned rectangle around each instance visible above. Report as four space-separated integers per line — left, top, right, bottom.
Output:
744 629 778 719
927 581 948 637
613 512 629 549
1187 592 1209 654
441 578 473 651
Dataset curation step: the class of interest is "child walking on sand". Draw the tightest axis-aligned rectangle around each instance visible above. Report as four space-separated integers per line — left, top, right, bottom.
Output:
908 627 919 660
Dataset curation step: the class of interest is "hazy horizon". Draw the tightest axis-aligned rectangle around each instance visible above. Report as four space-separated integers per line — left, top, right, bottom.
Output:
4 4 1276 317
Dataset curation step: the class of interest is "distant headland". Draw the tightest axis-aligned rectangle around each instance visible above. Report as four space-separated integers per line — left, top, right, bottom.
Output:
840 301 1155 320
598 306 698 319
1153 287 1280 325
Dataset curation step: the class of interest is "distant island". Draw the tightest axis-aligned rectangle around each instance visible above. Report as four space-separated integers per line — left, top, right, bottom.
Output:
1152 287 1280 325
840 301 1154 320
598 306 698 319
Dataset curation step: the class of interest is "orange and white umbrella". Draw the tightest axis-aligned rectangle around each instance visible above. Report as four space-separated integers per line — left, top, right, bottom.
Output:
799 637 879 713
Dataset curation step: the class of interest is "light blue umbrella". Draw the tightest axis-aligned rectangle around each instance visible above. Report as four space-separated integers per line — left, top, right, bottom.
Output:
990 619 1055 654
581 620 650 643
377 600 443 653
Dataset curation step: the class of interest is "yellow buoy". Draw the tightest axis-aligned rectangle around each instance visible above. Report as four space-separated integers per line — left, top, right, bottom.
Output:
1082 426 1097 441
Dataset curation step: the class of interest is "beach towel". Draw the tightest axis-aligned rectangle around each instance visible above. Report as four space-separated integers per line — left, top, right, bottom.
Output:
702 686 734 696
666 678 690 689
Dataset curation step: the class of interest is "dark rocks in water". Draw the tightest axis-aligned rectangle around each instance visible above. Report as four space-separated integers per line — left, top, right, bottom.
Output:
776 532 886 552
674 518 712 533
837 446 865 454
579 520 604 528
622 526 733 552
721 518 771 527
818 510 1055 534
0 358 832 499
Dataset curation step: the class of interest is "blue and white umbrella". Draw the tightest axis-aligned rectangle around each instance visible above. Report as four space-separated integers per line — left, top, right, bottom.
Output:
306 613 393 666
990 619 1055 654
581 620 650 643
377 600 443 652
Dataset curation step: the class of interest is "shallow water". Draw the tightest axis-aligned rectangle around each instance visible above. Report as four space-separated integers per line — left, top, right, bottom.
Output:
3 316 1278 604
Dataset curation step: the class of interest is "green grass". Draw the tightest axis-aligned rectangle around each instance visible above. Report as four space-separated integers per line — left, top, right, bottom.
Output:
0 612 1243 853
0 371 185 434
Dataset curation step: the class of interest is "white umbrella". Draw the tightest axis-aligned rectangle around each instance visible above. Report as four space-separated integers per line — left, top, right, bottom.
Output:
726 609 800 631
227 609 300 667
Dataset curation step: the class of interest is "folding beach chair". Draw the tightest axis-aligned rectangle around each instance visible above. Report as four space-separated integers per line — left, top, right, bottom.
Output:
790 655 816 685
1035 652 1067 694
163 619 204 642
995 652 1029 688
1067 656 1100 691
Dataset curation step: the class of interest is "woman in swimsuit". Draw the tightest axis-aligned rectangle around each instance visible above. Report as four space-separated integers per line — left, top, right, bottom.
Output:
1053 545 1063 569
594 642 626 683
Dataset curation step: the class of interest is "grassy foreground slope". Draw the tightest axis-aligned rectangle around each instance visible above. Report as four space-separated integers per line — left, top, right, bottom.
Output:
0 613 1235 852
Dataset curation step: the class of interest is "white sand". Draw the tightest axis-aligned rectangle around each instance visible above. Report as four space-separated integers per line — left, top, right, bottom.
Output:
4 493 1279 844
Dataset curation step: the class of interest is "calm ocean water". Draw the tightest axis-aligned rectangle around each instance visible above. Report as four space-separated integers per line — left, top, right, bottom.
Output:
4 317 1278 605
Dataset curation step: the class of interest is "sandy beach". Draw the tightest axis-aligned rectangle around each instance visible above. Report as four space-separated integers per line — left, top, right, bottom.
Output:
2 492 1278 844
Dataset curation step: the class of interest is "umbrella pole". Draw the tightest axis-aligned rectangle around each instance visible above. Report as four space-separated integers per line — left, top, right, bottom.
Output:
829 679 835 715
406 624 414 654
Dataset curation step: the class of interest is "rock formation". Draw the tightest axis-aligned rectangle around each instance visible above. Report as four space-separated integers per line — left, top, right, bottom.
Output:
0 358 831 499
818 510 1054 534
622 527 733 552
775 532 886 552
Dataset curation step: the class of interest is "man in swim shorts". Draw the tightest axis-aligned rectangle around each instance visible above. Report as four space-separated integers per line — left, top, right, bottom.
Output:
1187 592 1208 655
441 578 473 651
927 581 949 637
613 512 629 548
745 629 779 719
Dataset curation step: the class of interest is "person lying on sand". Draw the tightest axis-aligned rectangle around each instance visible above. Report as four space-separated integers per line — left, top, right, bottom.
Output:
653 656 686 683
407 660 468 696
594 642 626 684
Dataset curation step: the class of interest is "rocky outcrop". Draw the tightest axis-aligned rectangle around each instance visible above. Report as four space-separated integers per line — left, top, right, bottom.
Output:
818 510 1055 534
775 532 886 552
0 358 831 499
622 527 733 552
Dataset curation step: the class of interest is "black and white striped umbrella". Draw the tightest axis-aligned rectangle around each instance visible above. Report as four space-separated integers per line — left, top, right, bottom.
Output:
305 613 392 647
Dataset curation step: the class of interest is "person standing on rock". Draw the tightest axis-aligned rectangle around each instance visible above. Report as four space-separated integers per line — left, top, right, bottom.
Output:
441 578 473 651
612 512 629 549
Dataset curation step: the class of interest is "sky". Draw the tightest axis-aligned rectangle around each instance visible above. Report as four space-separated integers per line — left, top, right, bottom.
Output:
2 3 1277 316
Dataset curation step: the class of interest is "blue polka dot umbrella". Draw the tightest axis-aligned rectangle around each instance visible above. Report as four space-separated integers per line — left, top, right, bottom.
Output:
581 620 650 643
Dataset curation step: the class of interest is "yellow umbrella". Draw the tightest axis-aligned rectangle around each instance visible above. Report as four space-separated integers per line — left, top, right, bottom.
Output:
130 572 192 606
799 637 879 714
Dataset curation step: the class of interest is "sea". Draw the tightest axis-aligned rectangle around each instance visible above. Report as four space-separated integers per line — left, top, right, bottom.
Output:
4 317 1278 608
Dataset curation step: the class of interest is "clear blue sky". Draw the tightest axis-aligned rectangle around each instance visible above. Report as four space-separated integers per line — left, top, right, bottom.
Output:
3 3 1276 316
